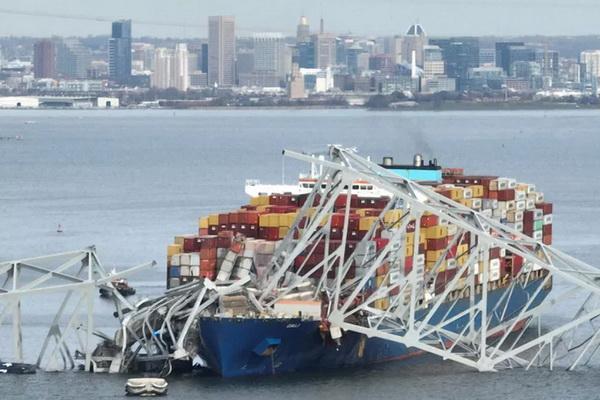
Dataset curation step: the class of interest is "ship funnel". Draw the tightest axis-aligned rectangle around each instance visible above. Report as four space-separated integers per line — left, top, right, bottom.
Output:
382 156 393 166
413 153 423 167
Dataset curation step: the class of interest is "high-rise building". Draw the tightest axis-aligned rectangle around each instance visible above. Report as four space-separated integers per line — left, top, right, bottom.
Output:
495 41 524 74
479 48 496 67
430 37 479 90
297 41 315 68
506 46 536 76
289 63 306 99
422 45 444 77
201 43 209 73
535 49 559 81
151 48 172 89
384 36 403 64
172 43 190 91
402 24 427 66
56 39 90 79
368 54 395 74
580 50 600 83
132 42 155 71
208 16 236 87
33 39 56 79
254 32 286 79
296 16 310 43
312 33 337 68
109 19 132 84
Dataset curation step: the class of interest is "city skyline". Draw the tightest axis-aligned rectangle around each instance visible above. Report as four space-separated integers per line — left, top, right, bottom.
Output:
2 0 600 38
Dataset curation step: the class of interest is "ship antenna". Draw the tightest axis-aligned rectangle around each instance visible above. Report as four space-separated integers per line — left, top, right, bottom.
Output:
282 153 286 184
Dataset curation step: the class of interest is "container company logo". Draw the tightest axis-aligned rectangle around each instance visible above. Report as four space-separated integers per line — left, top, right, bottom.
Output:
286 323 301 328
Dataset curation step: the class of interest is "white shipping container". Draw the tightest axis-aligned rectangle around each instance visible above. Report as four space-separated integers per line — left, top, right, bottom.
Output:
170 254 181 267
526 199 536 210
507 179 517 189
480 209 493 218
470 198 482 209
180 266 191 276
508 221 524 232
447 224 458 235
482 199 498 209
543 214 553 225
533 230 543 240
507 210 524 222
515 201 526 211
190 266 200 276
446 258 457 270
505 201 516 211
463 188 473 199
180 253 191 266
515 190 526 201
533 209 544 220
190 253 200 266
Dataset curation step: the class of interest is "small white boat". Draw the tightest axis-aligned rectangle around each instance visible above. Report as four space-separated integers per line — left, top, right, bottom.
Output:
125 377 168 396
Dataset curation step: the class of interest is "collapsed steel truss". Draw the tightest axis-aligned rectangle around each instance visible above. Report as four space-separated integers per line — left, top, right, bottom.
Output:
0 247 154 371
256 145 600 371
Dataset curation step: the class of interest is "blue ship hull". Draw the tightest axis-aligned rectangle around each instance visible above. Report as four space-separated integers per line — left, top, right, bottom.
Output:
198 278 551 377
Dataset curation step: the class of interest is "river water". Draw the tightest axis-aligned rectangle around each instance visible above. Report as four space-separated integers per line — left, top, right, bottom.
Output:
1 109 600 399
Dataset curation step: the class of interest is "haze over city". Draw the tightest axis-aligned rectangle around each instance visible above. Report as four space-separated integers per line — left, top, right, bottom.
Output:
2 0 600 37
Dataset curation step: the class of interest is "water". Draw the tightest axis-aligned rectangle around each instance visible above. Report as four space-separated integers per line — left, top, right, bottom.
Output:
2 109 600 399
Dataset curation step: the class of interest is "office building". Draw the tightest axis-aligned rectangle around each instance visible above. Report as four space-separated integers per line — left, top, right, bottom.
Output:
402 24 427 66
297 41 315 68
56 39 90 79
151 48 172 89
33 39 56 79
430 37 479 90
495 41 524 74
254 32 286 79
369 54 395 75
580 50 600 83
132 42 155 71
208 16 236 87
422 45 444 77
312 32 337 68
479 48 496 67
297 16 310 43
172 43 189 91
109 19 132 84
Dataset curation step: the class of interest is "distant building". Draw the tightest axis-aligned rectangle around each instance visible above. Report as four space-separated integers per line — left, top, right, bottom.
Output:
296 16 310 43
109 19 132 84
429 37 479 90
479 48 496 67
300 67 333 92
201 43 208 73
495 41 524 74
56 39 90 79
368 54 395 75
33 39 56 79
289 63 306 98
189 71 208 88
172 43 189 91
421 76 456 93
580 50 600 83
312 32 337 69
253 32 286 82
297 41 315 68
132 42 155 71
208 16 236 87
402 24 427 66
151 48 172 89
467 66 505 89
384 36 403 64
422 45 444 77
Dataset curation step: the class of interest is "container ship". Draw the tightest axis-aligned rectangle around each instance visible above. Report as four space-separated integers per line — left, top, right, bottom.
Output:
164 154 553 378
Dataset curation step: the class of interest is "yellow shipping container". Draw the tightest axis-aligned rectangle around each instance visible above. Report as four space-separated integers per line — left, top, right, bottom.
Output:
384 209 404 225
376 275 389 287
174 235 187 245
208 214 219 226
426 249 446 262
198 216 209 229
256 205 269 212
167 244 183 257
426 225 448 239
278 227 289 239
450 187 464 201
426 259 447 271
405 232 415 246
374 298 390 310
405 245 414 257
259 213 279 227
249 195 269 206
469 185 484 198
359 216 378 231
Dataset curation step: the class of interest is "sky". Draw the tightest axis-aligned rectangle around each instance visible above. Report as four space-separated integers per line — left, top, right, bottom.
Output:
1 0 600 38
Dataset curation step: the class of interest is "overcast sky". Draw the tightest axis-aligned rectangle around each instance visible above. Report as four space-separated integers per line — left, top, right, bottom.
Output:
1 0 600 38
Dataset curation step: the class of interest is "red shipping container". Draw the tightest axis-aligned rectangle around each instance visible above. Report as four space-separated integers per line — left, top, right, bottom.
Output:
218 213 230 225
331 213 346 228
489 247 503 260
199 270 216 280
247 224 258 238
497 189 515 201
241 204 257 211
543 235 552 245
246 211 260 225
229 212 240 224
537 202 553 214
200 258 217 271
297 193 309 207
404 256 413 275
330 228 343 240
269 194 279 205
376 262 390 275
375 238 389 251
219 224 228 231
198 235 218 248
208 225 219 235
543 224 552 235
487 190 498 200
198 228 209 236
335 194 356 208
420 214 439 228
183 236 200 252
523 210 536 224
200 247 217 260
259 227 279 241
427 237 449 251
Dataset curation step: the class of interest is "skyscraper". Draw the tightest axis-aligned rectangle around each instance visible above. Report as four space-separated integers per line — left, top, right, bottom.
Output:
580 50 600 83
254 32 286 79
208 16 236 87
33 39 56 79
422 45 444 77
172 43 190 91
430 37 479 90
495 42 524 74
151 48 171 89
296 16 310 43
402 24 427 66
312 33 336 68
56 38 90 79
109 19 132 84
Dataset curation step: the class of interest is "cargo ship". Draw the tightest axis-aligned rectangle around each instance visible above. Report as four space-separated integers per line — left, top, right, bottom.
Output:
165 154 553 378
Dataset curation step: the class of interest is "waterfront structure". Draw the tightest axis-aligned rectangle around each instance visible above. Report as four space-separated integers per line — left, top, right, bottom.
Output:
296 16 310 43
208 16 236 87
33 39 55 79
402 24 427 66
422 45 444 77
109 19 132 84
56 38 90 79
